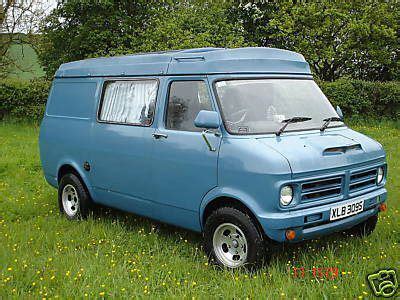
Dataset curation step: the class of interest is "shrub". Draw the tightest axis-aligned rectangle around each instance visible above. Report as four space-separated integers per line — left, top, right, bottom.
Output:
0 78 398 121
319 79 400 119
0 78 50 121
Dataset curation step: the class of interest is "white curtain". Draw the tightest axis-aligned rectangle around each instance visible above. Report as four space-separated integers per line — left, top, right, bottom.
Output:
100 80 158 124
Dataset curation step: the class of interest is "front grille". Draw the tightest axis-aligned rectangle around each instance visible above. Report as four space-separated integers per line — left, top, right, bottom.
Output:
301 176 343 202
297 166 382 205
349 168 377 192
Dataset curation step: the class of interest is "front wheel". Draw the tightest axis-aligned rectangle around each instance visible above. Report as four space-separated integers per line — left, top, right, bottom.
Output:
203 207 265 270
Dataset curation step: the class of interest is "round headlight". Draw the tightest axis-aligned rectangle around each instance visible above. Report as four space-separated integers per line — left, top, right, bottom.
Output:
377 167 384 184
280 185 293 206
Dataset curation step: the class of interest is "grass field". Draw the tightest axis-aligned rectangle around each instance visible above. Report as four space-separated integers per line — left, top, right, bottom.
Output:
0 121 399 299
5 43 45 80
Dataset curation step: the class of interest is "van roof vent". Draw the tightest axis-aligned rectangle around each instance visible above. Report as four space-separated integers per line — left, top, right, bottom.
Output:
173 56 205 62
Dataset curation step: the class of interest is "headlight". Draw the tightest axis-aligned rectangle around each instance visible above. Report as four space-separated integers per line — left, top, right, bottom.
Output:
377 167 384 184
280 185 293 206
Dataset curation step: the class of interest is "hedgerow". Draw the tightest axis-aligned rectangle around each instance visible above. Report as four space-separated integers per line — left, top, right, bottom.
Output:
0 78 398 121
0 79 50 121
319 79 400 120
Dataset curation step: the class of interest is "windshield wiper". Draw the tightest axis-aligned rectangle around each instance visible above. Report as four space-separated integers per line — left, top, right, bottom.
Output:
276 117 312 136
320 116 342 132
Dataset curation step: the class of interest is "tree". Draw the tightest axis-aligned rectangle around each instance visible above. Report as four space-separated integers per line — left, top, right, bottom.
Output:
38 0 164 77
8 0 247 78
228 1 278 48
234 1 399 81
38 0 248 78
0 0 48 78
137 0 248 52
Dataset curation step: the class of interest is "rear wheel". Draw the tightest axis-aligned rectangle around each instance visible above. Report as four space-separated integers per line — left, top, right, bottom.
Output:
203 206 265 270
58 173 91 220
344 214 378 237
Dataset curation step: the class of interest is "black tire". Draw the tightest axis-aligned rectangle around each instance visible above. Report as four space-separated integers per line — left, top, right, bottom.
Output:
58 173 92 220
203 206 265 270
343 214 378 237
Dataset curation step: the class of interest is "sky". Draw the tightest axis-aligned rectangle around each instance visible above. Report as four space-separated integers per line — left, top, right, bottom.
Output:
43 0 58 13
1 0 58 33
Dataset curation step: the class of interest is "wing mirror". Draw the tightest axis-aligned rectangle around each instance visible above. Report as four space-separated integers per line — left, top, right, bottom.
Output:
336 106 344 121
194 110 220 129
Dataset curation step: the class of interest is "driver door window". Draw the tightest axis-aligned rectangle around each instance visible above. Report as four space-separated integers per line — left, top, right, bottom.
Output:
166 81 213 132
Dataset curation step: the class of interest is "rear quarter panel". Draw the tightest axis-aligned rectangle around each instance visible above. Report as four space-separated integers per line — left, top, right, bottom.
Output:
39 77 101 189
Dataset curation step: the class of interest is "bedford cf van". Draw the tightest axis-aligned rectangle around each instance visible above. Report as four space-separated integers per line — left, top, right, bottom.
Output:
40 47 387 269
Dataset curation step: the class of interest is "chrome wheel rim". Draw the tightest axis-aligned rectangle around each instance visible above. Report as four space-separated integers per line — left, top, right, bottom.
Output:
212 223 248 268
62 184 79 217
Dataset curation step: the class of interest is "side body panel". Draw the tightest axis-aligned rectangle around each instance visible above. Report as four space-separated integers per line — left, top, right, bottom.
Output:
39 77 101 195
88 77 157 212
150 76 221 230
87 76 221 232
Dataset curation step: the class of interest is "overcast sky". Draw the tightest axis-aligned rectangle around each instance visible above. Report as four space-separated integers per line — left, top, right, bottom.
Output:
2 0 58 33
45 0 57 12
38 0 58 15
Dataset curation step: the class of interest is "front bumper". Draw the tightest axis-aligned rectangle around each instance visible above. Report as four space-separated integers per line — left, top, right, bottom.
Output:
259 188 387 242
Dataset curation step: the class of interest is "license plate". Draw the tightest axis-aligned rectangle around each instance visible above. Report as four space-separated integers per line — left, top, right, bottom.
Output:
330 200 364 221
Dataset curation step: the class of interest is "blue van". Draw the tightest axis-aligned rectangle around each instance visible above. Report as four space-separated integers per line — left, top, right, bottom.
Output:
40 47 387 269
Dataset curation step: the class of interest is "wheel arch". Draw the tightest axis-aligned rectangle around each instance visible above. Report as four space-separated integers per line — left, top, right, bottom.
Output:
201 194 265 237
57 162 94 199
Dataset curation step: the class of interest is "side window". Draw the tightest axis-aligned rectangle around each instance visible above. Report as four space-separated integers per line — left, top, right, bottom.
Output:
99 80 158 126
166 81 213 132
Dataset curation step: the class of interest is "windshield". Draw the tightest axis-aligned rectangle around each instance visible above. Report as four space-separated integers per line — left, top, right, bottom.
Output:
215 79 344 135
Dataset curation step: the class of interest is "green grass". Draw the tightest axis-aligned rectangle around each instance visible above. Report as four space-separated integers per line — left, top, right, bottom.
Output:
0 121 399 299
5 43 45 80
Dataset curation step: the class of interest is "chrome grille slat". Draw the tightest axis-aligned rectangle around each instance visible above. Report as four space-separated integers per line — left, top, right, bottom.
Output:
349 176 376 187
301 176 343 202
349 174 376 184
349 168 377 192
350 169 377 181
302 184 342 196
350 180 376 191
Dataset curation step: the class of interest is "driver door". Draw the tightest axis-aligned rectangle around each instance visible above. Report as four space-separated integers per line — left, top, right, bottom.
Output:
152 77 221 215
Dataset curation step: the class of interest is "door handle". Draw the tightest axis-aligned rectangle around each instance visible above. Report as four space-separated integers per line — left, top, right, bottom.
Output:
152 132 168 139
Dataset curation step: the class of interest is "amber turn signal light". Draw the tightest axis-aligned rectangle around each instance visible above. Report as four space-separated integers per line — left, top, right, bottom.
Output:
285 230 296 240
378 203 387 212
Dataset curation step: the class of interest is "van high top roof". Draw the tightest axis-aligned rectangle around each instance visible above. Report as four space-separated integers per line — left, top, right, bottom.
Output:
55 47 311 78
